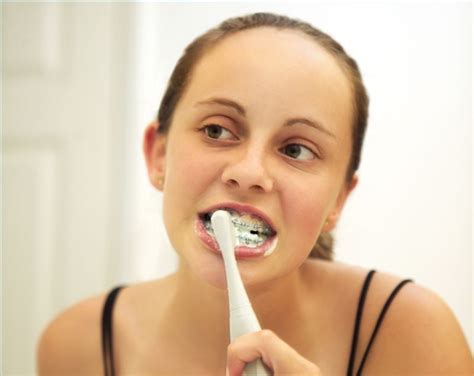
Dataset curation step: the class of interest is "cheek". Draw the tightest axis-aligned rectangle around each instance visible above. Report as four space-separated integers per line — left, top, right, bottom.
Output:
284 183 330 246
168 151 207 187
162 142 220 246
164 140 221 205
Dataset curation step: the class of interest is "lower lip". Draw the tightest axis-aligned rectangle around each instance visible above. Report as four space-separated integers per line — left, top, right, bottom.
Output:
194 216 277 258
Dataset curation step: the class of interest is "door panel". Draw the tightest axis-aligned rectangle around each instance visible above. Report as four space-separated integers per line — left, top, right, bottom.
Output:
3 3 127 373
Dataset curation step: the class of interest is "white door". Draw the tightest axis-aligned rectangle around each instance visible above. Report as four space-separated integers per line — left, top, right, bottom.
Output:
3 3 132 373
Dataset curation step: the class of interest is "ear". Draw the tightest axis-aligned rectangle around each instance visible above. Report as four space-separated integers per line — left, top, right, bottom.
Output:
324 174 359 232
143 121 167 191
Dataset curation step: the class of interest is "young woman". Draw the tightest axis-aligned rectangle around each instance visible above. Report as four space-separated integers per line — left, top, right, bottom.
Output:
37 13 472 376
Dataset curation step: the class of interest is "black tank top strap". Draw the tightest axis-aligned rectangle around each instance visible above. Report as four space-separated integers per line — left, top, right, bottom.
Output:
356 278 413 375
346 270 414 376
101 285 126 376
347 269 376 376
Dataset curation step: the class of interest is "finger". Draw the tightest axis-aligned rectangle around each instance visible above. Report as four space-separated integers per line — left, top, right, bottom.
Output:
226 339 268 375
226 332 273 376
227 330 320 375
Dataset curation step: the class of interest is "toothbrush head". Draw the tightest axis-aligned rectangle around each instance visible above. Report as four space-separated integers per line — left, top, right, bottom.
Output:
210 210 236 257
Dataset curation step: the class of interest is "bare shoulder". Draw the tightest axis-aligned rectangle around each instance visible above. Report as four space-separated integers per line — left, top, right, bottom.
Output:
360 270 473 375
37 277 173 375
307 260 472 374
37 291 109 375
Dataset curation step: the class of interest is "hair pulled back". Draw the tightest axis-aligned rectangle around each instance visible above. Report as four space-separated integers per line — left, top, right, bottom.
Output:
156 12 369 261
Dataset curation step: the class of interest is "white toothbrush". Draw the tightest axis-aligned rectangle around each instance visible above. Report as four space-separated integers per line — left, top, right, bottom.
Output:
211 210 272 376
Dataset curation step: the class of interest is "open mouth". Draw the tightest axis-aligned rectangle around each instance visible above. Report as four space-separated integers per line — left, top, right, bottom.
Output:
198 208 277 249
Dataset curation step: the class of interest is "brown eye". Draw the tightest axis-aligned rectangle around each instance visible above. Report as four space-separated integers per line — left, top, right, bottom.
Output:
202 124 234 140
281 144 316 161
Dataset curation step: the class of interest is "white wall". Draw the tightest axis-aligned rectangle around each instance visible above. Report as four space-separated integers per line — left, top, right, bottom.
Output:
121 3 472 350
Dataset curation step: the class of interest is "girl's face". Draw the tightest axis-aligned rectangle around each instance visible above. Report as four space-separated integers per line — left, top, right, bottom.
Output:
146 28 357 289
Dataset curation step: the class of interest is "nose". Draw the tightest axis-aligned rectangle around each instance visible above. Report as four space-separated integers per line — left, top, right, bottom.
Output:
221 143 274 193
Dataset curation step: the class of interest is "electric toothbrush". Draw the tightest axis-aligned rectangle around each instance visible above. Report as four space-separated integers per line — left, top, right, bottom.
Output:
211 210 272 376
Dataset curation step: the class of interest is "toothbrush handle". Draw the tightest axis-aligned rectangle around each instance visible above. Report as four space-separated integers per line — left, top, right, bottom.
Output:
229 306 272 375
229 305 261 340
244 358 272 376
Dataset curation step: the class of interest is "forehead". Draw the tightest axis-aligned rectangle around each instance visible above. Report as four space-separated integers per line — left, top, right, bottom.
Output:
178 27 353 143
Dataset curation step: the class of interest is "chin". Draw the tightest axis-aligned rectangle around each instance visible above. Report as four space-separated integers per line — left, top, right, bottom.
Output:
185 247 229 290
185 249 268 292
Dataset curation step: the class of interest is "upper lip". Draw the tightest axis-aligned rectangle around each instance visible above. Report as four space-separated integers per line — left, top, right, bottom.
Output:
199 202 277 233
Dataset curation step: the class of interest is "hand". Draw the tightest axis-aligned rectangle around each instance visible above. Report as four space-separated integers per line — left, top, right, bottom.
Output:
226 329 322 376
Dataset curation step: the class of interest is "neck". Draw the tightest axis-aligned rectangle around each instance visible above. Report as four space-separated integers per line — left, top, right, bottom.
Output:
160 258 316 366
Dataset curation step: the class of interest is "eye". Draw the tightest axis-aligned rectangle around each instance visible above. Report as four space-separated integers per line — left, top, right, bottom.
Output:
201 124 235 141
281 144 317 161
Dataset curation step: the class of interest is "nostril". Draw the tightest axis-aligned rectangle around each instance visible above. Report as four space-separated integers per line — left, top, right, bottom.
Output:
227 179 239 187
223 172 272 192
250 185 265 192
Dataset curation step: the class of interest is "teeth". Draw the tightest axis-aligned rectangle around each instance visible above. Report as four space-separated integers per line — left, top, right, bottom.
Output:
232 219 271 235
202 209 274 248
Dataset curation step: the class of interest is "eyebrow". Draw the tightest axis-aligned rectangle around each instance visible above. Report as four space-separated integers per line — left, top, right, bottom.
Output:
196 97 246 116
195 97 337 139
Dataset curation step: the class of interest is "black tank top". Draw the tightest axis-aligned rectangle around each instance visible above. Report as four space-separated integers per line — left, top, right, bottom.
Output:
101 270 413 376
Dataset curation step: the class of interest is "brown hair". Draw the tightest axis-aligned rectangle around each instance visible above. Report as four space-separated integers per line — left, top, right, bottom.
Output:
156 12 369 261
